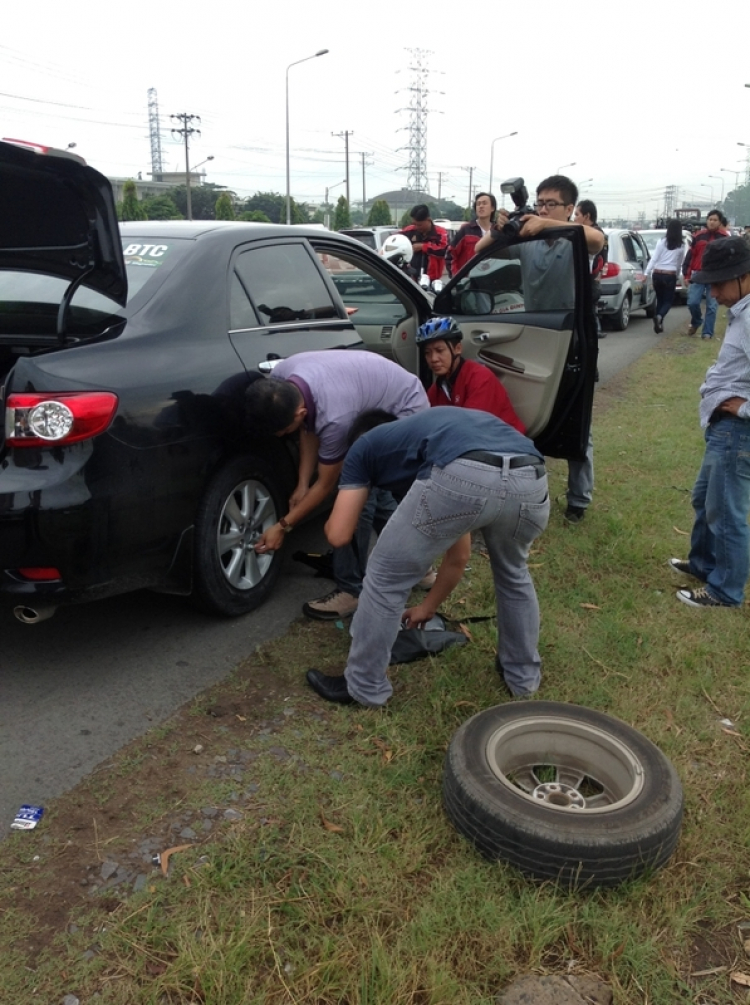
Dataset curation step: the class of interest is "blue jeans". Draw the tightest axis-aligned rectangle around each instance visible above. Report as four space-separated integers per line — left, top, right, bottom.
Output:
687 282 717 336
333 488 397 597
343 457 550 705
688 415 750 606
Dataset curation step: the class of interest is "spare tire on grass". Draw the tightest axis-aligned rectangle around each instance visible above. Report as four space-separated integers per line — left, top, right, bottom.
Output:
443 700 683 888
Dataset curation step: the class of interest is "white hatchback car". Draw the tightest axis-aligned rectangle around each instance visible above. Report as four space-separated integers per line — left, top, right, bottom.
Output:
598 228 656 330
638 229 692 304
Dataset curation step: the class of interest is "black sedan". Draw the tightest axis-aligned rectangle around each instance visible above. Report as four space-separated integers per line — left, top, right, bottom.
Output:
0 140 597 622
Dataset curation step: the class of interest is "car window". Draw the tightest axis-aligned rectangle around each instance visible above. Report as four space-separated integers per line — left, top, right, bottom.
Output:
233 243 339 326
439 234 575 315
316 250 403 307
340 231 377 250
229 273 259 330
621 235 641 264
122 240 191 301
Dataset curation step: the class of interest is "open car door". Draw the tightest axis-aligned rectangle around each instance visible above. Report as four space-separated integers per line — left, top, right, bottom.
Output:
391 226 597 461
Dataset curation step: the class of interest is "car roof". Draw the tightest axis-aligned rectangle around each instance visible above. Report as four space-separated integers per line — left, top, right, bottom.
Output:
0 139 127 305
120 220 369 242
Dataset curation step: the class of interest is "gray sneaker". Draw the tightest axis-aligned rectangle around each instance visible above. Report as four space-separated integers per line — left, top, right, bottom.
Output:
303 589 359 621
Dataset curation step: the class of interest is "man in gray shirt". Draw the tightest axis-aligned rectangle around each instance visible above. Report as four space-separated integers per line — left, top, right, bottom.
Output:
669 237 750 607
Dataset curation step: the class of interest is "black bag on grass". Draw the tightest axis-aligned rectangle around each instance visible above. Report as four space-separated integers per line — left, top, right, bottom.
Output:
389 614 467 665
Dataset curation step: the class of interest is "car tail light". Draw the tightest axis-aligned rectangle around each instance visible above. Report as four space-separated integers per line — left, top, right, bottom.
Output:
600 262 621 278
17 568 62 581
5 392 118 447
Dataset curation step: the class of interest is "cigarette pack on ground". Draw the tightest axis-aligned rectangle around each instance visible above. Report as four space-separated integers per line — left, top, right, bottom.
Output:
10 805 44 830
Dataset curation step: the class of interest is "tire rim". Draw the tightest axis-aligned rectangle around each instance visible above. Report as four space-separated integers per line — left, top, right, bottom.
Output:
484 714 645 814
216 479 276 590
621 297 630 326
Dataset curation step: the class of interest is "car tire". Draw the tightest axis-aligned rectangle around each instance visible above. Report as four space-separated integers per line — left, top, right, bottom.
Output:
192 455 286 617
443 700 683 888
611 292 631 331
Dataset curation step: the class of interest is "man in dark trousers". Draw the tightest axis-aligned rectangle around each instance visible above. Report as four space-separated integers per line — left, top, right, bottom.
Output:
305 408 550 706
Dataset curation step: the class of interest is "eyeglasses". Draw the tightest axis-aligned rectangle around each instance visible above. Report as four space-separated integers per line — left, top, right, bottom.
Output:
534 199 568 210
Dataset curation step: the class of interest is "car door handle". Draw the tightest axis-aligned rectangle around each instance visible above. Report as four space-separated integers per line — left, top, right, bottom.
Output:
258 358 284 373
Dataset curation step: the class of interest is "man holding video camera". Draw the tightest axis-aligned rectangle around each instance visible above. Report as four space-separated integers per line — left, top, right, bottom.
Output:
476 175 603 523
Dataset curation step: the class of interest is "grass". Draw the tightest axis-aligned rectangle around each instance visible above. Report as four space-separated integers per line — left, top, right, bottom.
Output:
2 318 750 1004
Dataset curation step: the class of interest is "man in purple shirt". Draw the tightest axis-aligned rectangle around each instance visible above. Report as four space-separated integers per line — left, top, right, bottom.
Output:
245 351 429 619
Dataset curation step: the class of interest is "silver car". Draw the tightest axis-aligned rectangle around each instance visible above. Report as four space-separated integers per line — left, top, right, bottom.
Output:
638 228 692 304
598 228 656 330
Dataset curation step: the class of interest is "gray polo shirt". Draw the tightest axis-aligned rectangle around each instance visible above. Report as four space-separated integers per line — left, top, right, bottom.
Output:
272 351 429 463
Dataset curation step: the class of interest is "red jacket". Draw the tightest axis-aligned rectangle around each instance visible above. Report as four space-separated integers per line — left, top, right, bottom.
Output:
400 223 448 281
427 358 525 433
446 221 484 276
683 226 730 281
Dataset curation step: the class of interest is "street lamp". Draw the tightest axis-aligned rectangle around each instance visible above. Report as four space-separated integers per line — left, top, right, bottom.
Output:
700 183 714 205
579 177 593 193
192 155 214 174
708 174 724 204
285 49 329 225
557 161 576 173
721 165 744 193
488 131 518 195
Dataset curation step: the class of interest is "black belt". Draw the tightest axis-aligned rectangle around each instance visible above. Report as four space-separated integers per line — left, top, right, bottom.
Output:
459 450 544 470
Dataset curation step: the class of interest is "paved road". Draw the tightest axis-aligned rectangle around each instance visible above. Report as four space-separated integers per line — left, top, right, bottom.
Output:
0 306 689 831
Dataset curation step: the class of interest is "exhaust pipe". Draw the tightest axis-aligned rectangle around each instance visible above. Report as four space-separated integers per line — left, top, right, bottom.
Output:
13 605 57 624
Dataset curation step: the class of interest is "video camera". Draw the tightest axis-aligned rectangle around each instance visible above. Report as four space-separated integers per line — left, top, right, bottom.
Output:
500 177 536 237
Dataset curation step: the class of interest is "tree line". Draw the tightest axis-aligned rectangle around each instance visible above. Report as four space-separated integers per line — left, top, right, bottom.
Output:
117 179 470 229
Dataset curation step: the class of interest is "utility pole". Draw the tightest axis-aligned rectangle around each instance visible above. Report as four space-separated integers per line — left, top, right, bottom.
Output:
436 171 445 202
357 151 373 220
461 166 476 211
332 130 353 206
171 113 201 220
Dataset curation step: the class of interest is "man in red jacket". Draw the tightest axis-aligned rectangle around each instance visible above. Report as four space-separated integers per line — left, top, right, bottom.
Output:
400 204 448 282
417 317 525 431
683 210 730 338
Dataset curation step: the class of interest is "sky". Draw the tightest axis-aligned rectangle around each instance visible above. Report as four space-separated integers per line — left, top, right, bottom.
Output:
4 0 750 222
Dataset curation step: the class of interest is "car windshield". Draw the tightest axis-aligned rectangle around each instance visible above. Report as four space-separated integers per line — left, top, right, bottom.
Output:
639 231 664 252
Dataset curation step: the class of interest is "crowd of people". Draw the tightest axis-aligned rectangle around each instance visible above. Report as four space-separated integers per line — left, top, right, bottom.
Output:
242 173 750 708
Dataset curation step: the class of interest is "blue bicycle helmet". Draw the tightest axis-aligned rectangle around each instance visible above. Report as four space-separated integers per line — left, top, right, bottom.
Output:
416 316 463 344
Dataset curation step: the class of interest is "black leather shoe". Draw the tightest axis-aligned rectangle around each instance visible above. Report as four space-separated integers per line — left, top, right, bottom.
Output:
306 669 354 704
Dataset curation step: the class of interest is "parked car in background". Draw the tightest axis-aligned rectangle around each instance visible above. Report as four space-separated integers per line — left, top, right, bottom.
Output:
598 228 656 330
337 226 398 252
0 140 597 622
639 228 692 303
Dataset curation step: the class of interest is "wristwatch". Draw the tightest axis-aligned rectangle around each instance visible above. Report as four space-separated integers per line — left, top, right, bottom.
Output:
279 517 293 534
